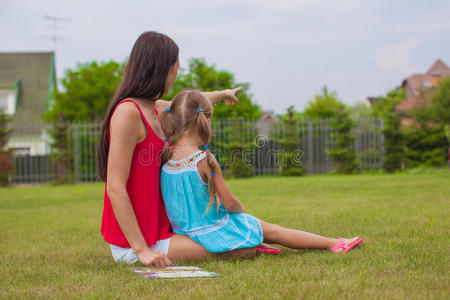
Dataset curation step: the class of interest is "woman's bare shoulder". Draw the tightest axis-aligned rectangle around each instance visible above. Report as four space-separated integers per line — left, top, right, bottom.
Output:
111 101 141 124
109 101 144 141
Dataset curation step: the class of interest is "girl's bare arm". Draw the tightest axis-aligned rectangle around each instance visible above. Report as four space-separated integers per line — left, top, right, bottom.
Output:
198 156 246 213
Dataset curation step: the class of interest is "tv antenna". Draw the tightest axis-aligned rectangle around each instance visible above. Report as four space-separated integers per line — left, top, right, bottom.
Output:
40 14 72 51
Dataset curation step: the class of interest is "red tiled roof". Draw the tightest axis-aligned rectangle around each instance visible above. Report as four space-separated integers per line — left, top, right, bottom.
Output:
396 98 420 111
402 74 429 98
426 59 450 76
399 59 450 112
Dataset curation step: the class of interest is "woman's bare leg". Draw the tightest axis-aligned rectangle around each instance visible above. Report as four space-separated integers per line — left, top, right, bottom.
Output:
259 219 359 252
167 234 257 263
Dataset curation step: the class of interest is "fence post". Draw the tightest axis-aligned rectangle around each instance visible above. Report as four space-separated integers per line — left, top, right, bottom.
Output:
307 120 313 174
73 123 81 183
379 118 385 169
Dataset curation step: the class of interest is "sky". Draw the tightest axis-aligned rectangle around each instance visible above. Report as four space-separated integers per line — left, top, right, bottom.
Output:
1 0 450 114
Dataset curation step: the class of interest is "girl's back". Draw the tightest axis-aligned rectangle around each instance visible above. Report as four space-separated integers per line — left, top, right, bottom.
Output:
161 150 263 253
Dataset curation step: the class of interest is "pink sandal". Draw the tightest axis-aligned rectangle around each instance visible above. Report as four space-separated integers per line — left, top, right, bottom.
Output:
330 238 363 253
255 247 281 254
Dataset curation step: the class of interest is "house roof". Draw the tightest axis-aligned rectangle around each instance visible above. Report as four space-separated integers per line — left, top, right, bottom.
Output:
401 74 429 98
0 52 56 123
426 59 450 76
396 97 422 111
366 96 381 105
398 59 450 113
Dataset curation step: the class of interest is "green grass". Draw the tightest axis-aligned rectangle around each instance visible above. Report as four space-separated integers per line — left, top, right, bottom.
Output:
1 173 449 299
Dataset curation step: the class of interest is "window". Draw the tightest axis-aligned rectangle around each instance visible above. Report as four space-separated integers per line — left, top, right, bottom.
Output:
423 80 432 88
0 94 8 111
0 89 16 115
11 147 31 156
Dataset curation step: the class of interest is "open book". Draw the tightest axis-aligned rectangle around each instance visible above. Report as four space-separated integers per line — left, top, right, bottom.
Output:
129 266 220 279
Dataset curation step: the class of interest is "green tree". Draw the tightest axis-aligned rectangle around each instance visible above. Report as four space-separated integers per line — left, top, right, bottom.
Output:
44 61 124 122
382 105 405 172
326 106 358 174
432 78 450 167
304 86 345 119
277 107 304 122
218 119 256 178
277 106 305 176
351 101 373 120
163 58 262 119
405 84 448 168
371 88 406 119
372 88 406 172
431 77 450 124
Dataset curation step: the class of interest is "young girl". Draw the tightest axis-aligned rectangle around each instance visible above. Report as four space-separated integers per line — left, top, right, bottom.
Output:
159 90 363 255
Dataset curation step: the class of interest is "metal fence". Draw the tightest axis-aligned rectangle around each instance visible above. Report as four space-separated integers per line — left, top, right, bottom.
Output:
6 118 384 184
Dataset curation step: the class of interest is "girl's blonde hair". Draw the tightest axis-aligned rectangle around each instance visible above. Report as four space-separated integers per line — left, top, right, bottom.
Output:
160 89 220 215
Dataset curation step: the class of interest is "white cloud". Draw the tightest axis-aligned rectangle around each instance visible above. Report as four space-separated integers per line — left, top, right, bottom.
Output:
374 37 421 72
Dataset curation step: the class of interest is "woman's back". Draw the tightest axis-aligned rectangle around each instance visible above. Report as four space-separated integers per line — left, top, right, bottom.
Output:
101 100 174 248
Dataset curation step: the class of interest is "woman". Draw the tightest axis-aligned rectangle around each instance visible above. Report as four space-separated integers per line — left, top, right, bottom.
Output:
97 31 254 267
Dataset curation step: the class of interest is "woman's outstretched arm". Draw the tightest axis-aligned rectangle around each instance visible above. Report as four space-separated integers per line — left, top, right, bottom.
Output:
156 87 242 113
202 86 242 106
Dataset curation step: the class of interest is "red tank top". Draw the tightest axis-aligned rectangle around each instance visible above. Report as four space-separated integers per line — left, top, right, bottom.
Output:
101 99 174 248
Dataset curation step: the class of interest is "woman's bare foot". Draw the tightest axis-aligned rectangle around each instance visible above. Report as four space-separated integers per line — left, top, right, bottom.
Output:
330 237 362 254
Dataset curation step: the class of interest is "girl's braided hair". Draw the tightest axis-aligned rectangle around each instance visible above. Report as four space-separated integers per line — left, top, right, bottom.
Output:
160 89 221 215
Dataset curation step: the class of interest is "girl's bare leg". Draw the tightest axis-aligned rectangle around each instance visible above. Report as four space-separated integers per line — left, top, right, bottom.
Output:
258 219 359 252
167 234 257 263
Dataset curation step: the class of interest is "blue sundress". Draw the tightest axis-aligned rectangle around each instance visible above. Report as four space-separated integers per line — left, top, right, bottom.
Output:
160 150 263 252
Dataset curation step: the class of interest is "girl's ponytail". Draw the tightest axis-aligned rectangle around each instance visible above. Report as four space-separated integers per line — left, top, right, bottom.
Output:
160 106 175 164
203 148 220 216
196 108 211 145
196 107 220 215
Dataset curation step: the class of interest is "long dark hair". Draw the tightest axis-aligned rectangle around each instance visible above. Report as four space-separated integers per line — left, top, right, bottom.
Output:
97 31 179 181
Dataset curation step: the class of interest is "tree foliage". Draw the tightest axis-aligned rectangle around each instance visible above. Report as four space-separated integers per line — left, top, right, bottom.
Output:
218 120 256 178
404 80 449 168
45 61 124 122
303 86 345 119
431 77 450 125
382 104 405 172
372 88 406 172
46 58 261 122
371 88 406 119
326 106 358 174
277 106 305 176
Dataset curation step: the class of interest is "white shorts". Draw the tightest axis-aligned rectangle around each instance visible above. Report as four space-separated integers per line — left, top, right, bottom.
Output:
109 237 172 264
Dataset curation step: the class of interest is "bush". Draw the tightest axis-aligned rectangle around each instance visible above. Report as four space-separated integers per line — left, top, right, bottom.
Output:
382 107 405 173
326 107 358 174
276 106 305 176
219 120 256 178
404 125 447 168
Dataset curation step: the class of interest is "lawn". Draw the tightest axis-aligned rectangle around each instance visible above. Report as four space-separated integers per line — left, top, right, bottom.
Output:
1 173 449 299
